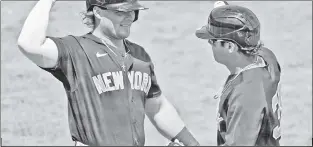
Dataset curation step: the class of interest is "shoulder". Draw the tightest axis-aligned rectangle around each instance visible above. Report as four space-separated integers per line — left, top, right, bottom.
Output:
231 69 267 104
124 39 152 63
48 35 74 42
48 34 94 55
258 47 278 62
238 67 267 92
48 34 90 45
47 35 81 49
257 47 281 83
258 47 281 72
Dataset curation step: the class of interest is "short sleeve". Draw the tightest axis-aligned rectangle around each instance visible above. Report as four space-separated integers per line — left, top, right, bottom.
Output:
146 62 162 99
39 36 73 91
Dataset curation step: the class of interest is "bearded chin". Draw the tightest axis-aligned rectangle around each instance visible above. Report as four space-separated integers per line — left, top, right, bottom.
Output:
99 20 131 40
115 28 131 39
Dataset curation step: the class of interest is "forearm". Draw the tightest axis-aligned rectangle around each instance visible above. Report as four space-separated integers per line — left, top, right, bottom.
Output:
18 0 55 47
149 100 185 140
148 100 199 146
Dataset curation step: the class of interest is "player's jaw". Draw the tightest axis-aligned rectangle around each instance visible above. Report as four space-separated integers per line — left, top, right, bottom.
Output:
115 18 134 38
109 10 135 39
97 8 135 39
209 39 236 65
119 19 133 27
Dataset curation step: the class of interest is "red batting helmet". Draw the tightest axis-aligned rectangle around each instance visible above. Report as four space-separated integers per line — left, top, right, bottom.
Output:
196 2 262 50
86 0 148 22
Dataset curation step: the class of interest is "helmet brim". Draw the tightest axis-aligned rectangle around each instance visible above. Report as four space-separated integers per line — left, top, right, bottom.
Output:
195 24 215 40
105 1 148 12
195 24 243 46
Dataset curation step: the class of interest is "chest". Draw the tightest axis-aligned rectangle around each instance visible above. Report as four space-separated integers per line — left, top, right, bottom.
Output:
78 41 149 72
215 75 239 130
216 89 231 119
71 40 152 95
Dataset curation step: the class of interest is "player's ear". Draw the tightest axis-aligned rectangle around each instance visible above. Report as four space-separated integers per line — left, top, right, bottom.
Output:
228 47 234 53
215 40 222 48
228 42 238 53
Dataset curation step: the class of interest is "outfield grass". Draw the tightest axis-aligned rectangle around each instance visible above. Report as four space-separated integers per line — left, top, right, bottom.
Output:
1 1 312 146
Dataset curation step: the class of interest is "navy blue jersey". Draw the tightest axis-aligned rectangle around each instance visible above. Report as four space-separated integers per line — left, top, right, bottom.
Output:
40 33 161 146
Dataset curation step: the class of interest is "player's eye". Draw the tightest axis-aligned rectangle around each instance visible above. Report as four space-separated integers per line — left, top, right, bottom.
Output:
208 39 215 45
224 41 238 50
112 10 123 15
113 10 134 17
211 39 225 47
220 40 226 46
219 40 236 48
208 39 219 45
224 41 233 49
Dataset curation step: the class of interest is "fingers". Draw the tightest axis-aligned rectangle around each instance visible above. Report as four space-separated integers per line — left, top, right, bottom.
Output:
168 139 184 146
214 1 229 8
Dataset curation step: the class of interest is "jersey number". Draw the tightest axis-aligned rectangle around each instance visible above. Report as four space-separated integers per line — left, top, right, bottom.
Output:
272 83 282 140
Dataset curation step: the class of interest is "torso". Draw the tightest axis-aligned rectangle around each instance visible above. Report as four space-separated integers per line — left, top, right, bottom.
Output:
215 56 281 146
46 34 158 146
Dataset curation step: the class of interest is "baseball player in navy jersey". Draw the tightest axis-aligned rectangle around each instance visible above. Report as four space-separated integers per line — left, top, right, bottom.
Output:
17 0 200 146
195 1 282 146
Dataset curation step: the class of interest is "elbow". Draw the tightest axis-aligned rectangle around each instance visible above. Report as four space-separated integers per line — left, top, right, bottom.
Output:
149 101 176 121
146 107 159 120
17 33 32 48
17 34 29 49
17 37 27 49
17 29 46 49
17 39 32 53
17 37 41 54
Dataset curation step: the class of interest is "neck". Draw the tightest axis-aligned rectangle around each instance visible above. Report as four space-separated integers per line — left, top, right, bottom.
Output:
91 29 124 50
225 55 256 75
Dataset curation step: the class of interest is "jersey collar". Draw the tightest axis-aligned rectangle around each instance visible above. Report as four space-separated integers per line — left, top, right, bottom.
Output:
82 32 131 53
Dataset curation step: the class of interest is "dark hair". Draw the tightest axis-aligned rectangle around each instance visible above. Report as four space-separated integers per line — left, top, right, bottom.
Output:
80 10 96 29
238 41 264 56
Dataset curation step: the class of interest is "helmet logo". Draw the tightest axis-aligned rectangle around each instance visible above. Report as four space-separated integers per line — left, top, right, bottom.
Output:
245 31 252 45
237 31 243 37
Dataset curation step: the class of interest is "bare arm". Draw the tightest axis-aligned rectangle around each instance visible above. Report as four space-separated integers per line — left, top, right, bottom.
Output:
17 0 58 68
145 94 200 146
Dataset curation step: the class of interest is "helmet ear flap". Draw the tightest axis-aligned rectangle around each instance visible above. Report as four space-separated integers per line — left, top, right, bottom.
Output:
133 10 139 22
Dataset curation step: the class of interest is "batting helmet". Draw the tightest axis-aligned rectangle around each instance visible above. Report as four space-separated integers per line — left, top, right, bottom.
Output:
86 0 148 22
195 2 261 50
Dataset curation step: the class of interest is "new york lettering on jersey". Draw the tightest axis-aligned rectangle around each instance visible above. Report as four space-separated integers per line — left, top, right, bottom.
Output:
42 33 161 146
74 33 154 96
92 70 152 95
